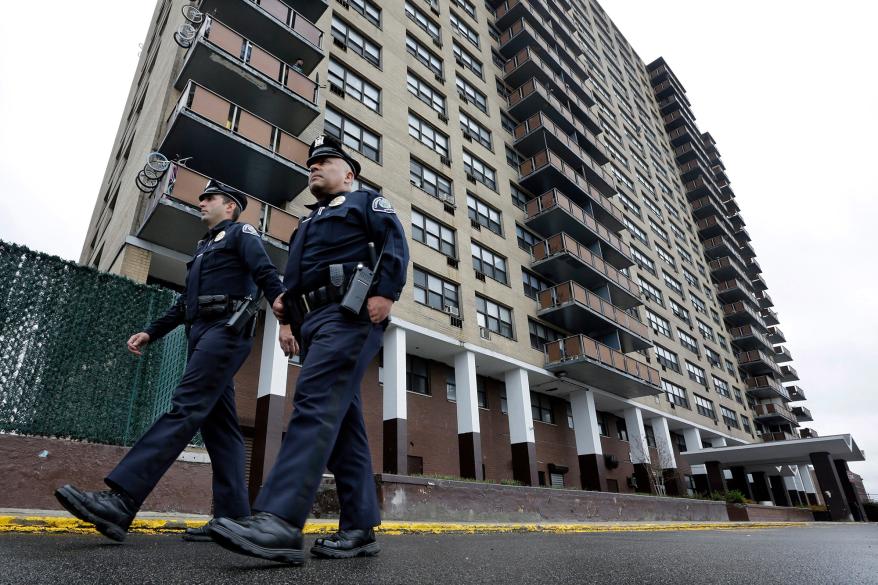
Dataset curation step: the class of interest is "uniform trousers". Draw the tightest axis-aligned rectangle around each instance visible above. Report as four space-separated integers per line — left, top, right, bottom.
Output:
106 317 252 519
254 304 383 530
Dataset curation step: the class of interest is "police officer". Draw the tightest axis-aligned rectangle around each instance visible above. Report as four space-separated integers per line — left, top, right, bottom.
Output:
55 181 286 542
209 136 409 564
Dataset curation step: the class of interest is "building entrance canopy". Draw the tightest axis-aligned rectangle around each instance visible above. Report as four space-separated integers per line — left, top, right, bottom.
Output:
681 434 864 467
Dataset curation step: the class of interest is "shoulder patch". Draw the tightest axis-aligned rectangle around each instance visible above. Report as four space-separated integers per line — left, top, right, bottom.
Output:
371 196 396 214
242 224 259 236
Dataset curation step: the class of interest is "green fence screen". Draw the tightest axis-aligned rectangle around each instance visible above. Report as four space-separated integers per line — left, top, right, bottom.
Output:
0 240 188 446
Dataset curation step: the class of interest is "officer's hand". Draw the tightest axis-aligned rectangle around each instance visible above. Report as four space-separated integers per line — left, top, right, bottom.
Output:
367 296 394 323
127 332 151 356
278 323 299 356
271 293 286 321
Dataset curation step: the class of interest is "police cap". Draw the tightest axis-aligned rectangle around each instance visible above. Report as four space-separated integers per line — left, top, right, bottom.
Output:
200 180 248 211
306 134 361 178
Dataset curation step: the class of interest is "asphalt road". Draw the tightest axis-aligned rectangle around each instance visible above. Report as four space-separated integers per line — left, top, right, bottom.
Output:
2 525 876 585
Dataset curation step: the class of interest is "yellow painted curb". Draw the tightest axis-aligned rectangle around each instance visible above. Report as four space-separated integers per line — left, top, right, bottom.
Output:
0 515 807 536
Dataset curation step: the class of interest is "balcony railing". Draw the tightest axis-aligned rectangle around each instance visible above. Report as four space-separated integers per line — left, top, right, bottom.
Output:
728 325 773 352
524 189 631 267
722 300 766 329
791 405 813 422
531 233 639 304
519 149 616 201
799 428 818 439
538 281 649 340
513 113 610 179
544 334 661 397
773 345 793 363
737 350 782 377
761 307 780 326
753 402 798 425
745 376 790 401
759 431 798 443
780 365 799 382
786 385 806 401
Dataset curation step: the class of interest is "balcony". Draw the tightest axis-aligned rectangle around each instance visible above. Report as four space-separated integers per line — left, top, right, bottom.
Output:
710 257 751 287
728 213 745 230
745 376 791 401
696 214 735 242
519 149 617 208
766 326 786 344
158 82 309 205
503 48 596 132
524 190 632 269
649 63 688 100
715 279 753 305
677 158 712 183
746 258 762 275
734 227 751 243
791 405 813 423
737 350 782 378
761 308 780 326
531 233 641 309
507 78 608 163
723 301 765 329
175 17 319 134
137 164 297 270
753 403 799 426
544 335 661 399
537 282 651 352
751 274 768 292
755 290 773 309
759 431 798 443
799 427 818 439
513 114 610 185
739 240 756 259
689 194 724 219
780 365 799 382
701 235 741 262
728 325 773 353
773 345 793 364
198 0 324 73
786 385 806 401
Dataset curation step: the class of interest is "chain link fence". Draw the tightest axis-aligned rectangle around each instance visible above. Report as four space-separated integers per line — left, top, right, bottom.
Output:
0 240 188 446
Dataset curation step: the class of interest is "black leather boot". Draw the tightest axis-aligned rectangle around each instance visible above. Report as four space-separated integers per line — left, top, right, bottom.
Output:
311 528 380 559
54 484 138 542
183 519 218 542
209 512 304 564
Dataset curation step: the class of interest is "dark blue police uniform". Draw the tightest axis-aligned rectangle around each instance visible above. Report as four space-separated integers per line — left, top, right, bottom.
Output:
105 199 285 519
252 187 408 530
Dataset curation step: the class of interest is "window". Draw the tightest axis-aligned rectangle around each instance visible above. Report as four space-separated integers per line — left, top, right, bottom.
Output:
471 241 508 284
691 294 707 315
623 217 648 245
410 158 453 203
456 76 487 114
682 268 698 287
350 0 381 27
452 41 483 78
467 194 502 234
673 432 688 453
645 425 656 448
630 247 656 276
694 394 716 420
460 111 492 149
409 111 449 158
453 0 476 19
332 17 381 66
413 267 460 313
662 379 689 409
446 373 456 401
531 392 554 424
670 299 690 325
505 145 524 169
663 272 683 297
566 403 574 429
501 112 516 135
407 71 446 115
638 277 664 306
328 59 380 112
450 13 479 48
616 191 641 218
654 345 680 373
516 224 539 251
411 209 456 258
725 359 737 377
711 308 721 326
406 355 430 395
476 294 514 338
656 246 675 269
528 319 562 350
406 33 443 78
325 108 380 161
713 375 731 398
705 347 722 369
351 176 380 193
677 329 699 354
474 375 489 408
645 309 671 338
686 362 707 386
510 182 530 210
649 219 669 244
463 150 496 190
522 270 550 300
677 245 693 266
405 1 441 44
720 405 739 429
741 415 752 434
616 417 629 441
597 412 609 437
697 319 715 342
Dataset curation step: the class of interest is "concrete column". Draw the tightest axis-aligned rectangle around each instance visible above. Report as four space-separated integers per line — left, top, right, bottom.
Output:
249 314 290 501
797 465 819 505
834 459 866 522
649 416 683 496
750 471 773 504
382 326 407 475
453 351 482 480
623 407 653 493
705 461 727 494
504 368 537 486
682 427 708 493
570 390 604 491
711 437 727 447
729 466 753 500
769 475 791 507
809 452 851 521
784 475 802 506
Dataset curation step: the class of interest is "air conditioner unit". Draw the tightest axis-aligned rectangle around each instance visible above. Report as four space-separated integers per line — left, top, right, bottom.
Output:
466 173 476 183
462 130 473 142
430 4 440 15
328 82 345 97
434 73 445 83
475 270 486 281
446 257 459 268
479 327 491 340
455 56 465 66
336 0 350 8
438 112 449 122
457 91 468 103
470 218 481 230
332 37 347 51
440 155 451 166
443 304 459 316
432 38 442 48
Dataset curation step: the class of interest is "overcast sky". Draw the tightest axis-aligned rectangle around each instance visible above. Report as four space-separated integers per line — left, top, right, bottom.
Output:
1 2 875 494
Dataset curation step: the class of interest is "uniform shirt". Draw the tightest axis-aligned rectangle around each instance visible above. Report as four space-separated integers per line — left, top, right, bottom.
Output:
283 189 409 300
145 219 285 339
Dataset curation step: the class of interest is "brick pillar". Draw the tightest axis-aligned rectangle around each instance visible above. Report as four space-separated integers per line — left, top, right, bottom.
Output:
119 245 152 283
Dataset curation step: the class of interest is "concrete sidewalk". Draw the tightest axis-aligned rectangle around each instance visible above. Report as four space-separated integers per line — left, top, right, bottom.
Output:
0 508 808 536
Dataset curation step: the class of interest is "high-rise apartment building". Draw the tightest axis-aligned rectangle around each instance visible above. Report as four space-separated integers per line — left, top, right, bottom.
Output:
80 0 861 507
